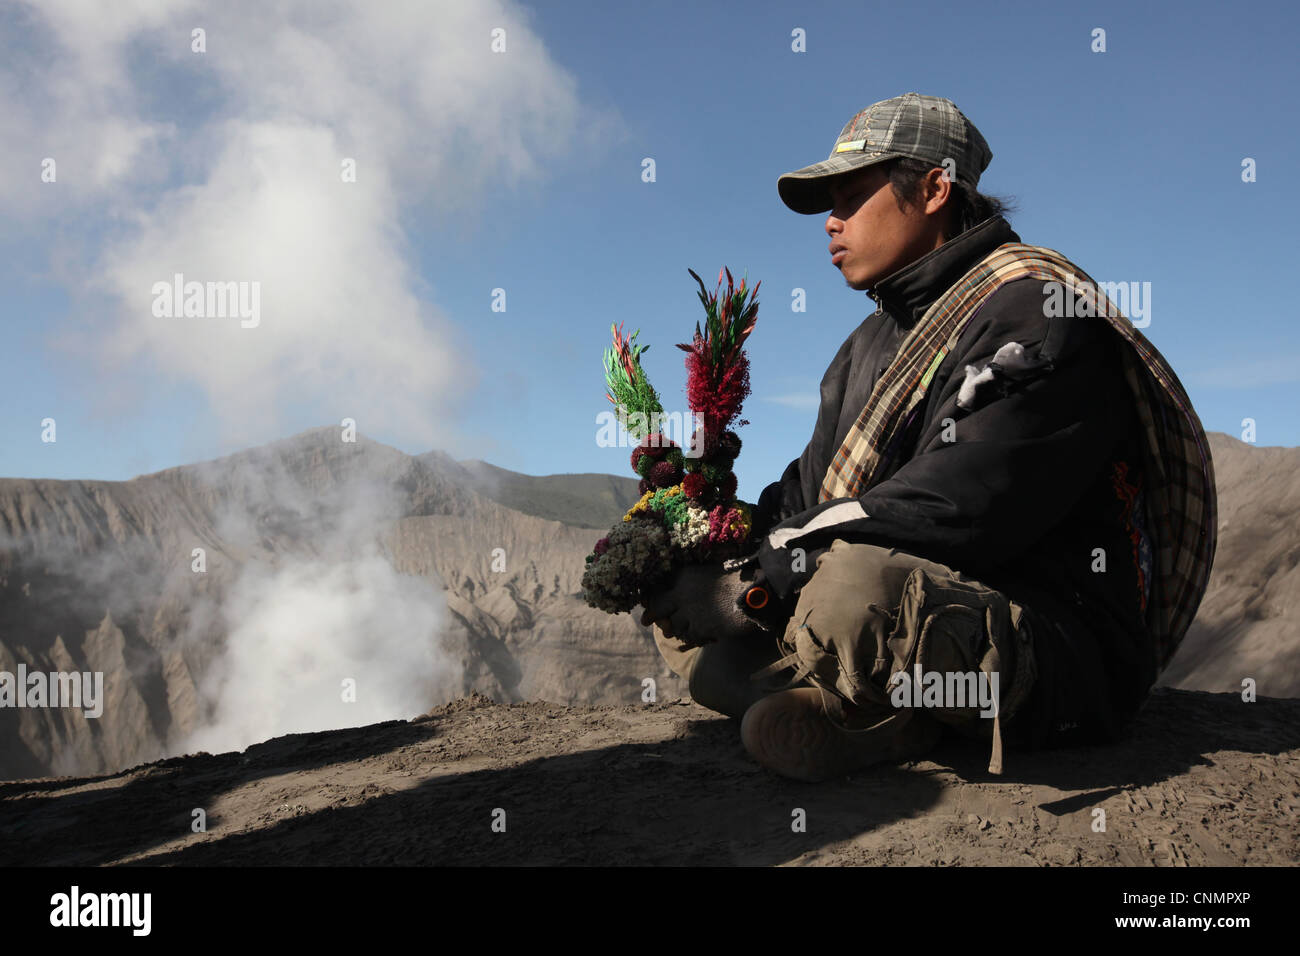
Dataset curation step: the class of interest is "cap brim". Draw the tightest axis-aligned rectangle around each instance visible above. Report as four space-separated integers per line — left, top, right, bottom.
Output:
777 152 902 214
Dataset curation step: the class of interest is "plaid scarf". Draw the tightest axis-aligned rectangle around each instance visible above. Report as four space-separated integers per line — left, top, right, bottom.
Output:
819 243 1216 671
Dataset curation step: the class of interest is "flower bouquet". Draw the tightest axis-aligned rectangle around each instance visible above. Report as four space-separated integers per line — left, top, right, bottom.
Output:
581 267 761 614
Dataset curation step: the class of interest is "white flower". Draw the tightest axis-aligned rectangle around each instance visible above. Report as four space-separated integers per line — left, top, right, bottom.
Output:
668 505 710 548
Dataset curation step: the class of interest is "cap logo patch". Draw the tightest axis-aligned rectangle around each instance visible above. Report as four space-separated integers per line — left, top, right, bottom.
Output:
834 139 866 153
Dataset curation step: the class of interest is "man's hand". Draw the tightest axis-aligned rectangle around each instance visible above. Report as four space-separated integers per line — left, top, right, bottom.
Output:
638 562 764 649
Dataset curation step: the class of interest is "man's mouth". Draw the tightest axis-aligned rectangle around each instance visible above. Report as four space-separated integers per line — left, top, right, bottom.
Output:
831 249 848 265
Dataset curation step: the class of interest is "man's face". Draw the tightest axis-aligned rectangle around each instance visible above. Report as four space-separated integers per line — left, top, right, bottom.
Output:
825 164 943 291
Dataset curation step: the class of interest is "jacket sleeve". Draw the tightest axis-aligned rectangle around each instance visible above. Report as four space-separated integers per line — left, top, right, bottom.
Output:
751 456 802 538
745 277 1132 605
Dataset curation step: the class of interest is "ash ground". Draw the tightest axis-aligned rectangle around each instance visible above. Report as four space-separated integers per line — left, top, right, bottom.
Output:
2 688 1296 866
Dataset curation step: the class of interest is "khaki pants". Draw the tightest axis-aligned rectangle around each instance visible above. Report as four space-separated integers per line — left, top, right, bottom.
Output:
654 616 794 720
654 539 1150 771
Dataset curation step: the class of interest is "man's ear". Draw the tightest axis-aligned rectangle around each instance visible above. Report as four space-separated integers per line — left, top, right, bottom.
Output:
922 166 956 239
922 166 952 218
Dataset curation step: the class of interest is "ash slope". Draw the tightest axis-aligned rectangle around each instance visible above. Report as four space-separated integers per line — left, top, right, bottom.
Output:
0 428 678 781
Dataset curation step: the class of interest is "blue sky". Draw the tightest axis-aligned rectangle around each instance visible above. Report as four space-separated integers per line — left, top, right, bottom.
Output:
2 0 1297 504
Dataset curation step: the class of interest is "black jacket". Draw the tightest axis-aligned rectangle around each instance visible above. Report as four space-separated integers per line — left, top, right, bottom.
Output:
741 216 1155 697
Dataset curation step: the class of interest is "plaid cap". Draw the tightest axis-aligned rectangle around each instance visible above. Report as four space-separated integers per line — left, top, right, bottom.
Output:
778 92 993 214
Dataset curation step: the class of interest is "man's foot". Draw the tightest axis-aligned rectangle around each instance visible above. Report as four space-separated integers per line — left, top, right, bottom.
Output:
739 687 942 782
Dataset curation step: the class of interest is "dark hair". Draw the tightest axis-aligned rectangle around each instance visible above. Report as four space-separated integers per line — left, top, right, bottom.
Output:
886 156 1017 239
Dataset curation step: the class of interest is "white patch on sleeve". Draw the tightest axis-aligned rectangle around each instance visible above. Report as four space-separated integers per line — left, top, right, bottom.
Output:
956 341 1033 410
768 500 869 550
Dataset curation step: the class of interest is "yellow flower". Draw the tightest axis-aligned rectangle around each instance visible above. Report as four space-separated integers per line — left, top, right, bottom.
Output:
623 490 655 521
727 502 753 537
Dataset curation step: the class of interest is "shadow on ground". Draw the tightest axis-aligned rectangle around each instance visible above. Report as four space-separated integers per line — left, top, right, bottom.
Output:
1 688 1296 865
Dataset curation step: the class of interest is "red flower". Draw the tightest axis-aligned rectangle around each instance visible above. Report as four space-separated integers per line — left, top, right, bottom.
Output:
682 350 752 457
682 472 709 501
706 505 747 545
649 460 680 488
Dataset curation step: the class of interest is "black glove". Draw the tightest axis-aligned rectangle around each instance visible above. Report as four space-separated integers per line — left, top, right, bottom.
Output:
728 563 795 633
638 562 766 649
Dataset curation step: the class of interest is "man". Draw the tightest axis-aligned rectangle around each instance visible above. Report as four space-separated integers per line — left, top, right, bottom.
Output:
641 93 1216 782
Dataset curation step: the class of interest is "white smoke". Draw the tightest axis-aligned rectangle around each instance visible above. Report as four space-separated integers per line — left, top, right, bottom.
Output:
171 431 463 757
182 551 457 756
3 0 618 447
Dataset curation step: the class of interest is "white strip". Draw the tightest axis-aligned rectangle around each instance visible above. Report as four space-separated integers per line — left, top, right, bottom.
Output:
768 501 869 550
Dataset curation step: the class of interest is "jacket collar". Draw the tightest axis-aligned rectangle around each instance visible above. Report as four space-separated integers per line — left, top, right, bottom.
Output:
868 216 1020 328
